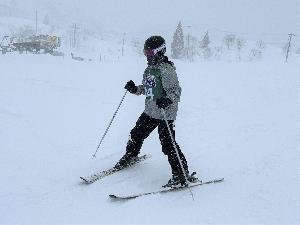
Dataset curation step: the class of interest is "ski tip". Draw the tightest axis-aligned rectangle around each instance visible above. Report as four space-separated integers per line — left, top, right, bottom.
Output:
109 194 137 200
213 178 224 183
109 194 117 198
80 176 87 181
109 194 128 200
143 154 152 159
80 176 91 183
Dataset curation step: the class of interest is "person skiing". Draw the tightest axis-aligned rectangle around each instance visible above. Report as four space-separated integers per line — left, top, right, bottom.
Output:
114 36 197 187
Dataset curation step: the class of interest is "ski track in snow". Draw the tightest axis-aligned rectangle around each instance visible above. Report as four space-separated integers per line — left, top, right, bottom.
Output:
0 49 299 224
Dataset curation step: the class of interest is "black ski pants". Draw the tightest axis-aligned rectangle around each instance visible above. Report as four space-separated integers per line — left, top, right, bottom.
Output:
126 112 189 176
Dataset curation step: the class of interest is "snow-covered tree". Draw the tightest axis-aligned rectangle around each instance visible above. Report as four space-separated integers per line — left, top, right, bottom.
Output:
256 39 267 51
15 25 35 37
223 34 236 50
203 46 213 60
214 46 222 60
249 48 262 60
201 31 210 49
248 40 267 61
43 14 50 25
171 21 184 59
236 37 246 51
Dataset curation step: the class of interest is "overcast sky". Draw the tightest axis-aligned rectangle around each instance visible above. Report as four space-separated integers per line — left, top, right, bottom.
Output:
4 0 300 46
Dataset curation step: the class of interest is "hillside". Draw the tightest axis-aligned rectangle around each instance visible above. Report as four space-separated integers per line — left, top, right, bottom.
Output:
0 34 299 224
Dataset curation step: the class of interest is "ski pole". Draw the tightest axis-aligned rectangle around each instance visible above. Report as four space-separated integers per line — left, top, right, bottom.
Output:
92 90 127 159
161 109 194 200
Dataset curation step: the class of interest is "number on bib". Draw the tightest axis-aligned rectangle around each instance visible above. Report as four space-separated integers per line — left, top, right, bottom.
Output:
145 87 154 100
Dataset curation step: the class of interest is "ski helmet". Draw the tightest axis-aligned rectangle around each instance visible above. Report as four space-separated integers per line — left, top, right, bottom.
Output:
144 36 166 56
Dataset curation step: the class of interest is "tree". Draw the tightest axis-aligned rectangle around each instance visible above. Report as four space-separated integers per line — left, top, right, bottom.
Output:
203 46 213 60
182 35 198 61
201 31 210 49
249 48 262 60
171 21 184 59
248 40 266 61
15 25 35 37
222 34 236 50
236 37 246 51
256 39 266 51
43 14 50 25
214 46 222 60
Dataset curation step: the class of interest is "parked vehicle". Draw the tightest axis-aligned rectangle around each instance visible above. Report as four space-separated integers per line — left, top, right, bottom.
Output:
0 34 61 54
0 36 14 55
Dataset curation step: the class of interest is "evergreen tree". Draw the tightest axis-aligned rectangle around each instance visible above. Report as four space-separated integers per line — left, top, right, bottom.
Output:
43 14 50 25
171 21 184 59
202 31 210 49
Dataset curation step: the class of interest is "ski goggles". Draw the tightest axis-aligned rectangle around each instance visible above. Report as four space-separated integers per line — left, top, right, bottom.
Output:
143 43 166 56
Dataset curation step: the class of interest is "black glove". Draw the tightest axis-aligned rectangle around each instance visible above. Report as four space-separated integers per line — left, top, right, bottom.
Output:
156 97 172 109
125 80 137 94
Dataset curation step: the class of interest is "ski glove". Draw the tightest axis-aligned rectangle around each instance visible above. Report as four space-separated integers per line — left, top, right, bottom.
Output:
156 97 172 109
125 80 137 94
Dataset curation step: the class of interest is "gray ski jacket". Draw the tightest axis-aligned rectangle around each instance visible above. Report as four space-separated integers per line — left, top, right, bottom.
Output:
136 62 181 120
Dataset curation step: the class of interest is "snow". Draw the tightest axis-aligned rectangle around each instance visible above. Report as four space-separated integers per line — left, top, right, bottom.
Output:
1 34 299 225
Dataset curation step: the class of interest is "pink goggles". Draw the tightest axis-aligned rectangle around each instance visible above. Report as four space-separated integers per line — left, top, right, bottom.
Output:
143 43 166 56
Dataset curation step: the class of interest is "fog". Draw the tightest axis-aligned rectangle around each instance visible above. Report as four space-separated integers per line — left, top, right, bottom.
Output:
2 0 299 46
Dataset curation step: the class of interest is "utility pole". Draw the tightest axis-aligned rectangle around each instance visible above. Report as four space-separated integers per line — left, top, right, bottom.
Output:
36 11 38 35
285 33 295 62
74 23 76 48
122 33 126 56
187 26 191 60
72 23 80 48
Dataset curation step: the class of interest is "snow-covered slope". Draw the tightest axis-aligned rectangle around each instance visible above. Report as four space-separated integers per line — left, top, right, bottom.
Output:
0 45 299 224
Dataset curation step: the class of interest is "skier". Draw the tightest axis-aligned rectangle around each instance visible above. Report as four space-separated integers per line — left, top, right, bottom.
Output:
114 36 197 187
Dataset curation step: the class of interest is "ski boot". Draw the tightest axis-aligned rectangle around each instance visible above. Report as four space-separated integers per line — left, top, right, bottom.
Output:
114 153 139 170
163 172 198 188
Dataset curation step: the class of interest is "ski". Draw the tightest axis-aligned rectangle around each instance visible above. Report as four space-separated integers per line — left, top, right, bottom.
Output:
80 154 152 184
109 178 224 200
